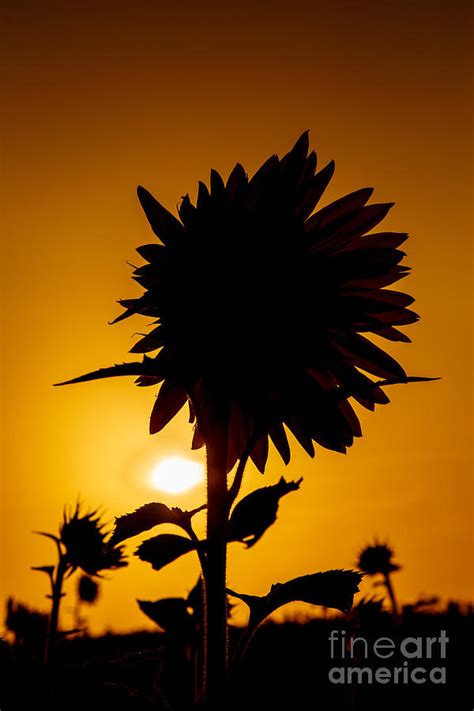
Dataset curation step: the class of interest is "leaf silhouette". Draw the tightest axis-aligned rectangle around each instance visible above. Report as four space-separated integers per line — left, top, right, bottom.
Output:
110 503 206 545
136 534 197 571
229 569 362 633
137 598 194 634
54 356 163 387
31 565 55 581
227 477 302 547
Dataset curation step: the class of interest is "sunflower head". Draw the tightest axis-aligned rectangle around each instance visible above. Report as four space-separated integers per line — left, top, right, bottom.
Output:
357 541 400 576
60 504 127 576
60 133 428 472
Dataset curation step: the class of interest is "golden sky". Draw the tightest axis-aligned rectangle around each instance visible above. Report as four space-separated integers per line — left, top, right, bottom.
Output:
1 0 472 634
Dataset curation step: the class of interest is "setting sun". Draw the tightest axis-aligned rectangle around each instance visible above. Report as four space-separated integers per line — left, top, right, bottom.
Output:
150 456 205 494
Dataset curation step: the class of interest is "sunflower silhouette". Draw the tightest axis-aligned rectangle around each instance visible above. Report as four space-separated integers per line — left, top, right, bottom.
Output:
58 134 432 705
34 503 126 664
59 132 427 472
357 540 401 614
60 504 127 576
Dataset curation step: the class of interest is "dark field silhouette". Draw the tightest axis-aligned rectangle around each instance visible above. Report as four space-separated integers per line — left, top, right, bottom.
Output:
2 602 472 710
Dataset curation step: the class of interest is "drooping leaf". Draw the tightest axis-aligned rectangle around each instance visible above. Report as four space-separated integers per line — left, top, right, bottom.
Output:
227 477 303 548
136 534 197 571
229 569 362 633
110 503 206 545
137 598 194 634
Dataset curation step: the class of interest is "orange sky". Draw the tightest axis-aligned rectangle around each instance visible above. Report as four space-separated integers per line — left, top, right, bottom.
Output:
1 0 472 634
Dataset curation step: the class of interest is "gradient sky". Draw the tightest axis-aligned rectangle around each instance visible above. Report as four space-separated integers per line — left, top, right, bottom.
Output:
1 0 472 634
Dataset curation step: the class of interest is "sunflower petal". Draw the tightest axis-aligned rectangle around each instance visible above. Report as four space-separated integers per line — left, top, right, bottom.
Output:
226 163 248 205
299 160 335 222
373 326 411 343
150 380 188 434
136 243 166 263
332 332 406 380
338 399 362 438
197 181 210 209
210 168 225 198
285 418 315 457
305 187 374 234
309 203 395 254
191 425 205 450
137 186 184 244
249 435 269 473
280 131 310 184
178 194 196 225
269 423 291 465
340 231 408 252
130 326 166 354
248 154 280 204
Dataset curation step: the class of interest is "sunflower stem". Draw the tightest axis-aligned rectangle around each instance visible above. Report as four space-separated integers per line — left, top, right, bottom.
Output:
44 555 68 666
384 572 398 616
204 417 229 709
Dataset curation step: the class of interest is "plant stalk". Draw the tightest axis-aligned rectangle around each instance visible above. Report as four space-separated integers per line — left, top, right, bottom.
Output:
44 557 68 665
204 417 229 709
384 572 398 616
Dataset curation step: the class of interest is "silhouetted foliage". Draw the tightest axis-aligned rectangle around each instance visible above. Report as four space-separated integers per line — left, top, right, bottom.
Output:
227 476 302 547
229 570 362 636
138 598 194 637
110 503 206 545
136 534 197 571
5 598 48 653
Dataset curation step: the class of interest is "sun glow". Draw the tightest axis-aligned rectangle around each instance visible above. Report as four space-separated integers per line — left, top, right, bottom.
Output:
150 456 204 494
